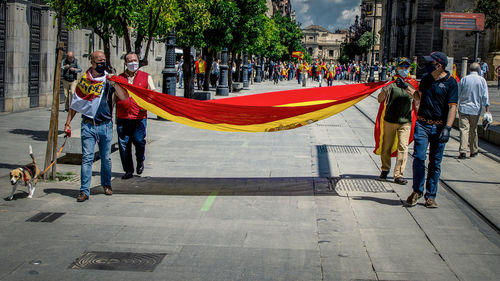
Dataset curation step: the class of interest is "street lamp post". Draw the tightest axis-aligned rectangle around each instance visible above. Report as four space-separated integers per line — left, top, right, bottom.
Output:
159 29 176 120
255 55 262 83
216 48 229 96
242 53 249 89
162 29 177 96
368 0 377 82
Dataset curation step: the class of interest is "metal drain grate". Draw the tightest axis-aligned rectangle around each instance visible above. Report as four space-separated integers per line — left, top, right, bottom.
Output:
26 212 65 222
332 178 390 193
69 251 166 272
318 145 361 154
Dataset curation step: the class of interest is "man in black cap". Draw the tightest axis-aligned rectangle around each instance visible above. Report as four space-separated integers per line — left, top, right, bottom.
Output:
394 51 458 208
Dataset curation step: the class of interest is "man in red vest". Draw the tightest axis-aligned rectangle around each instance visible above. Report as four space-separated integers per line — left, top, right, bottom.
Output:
116 52 156 179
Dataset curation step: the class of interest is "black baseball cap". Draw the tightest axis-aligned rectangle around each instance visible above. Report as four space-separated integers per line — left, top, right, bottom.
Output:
424 51 448 68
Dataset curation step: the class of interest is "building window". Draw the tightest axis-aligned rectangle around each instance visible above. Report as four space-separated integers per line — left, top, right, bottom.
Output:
319 46 323 50
308 47 313 55
309 36 313 40
329 50 334 57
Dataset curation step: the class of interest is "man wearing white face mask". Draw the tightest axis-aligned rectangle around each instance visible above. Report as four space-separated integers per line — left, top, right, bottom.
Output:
116 52 156 179
377 57 418 185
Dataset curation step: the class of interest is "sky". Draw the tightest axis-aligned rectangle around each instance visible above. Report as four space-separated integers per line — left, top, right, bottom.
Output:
290 0 361 32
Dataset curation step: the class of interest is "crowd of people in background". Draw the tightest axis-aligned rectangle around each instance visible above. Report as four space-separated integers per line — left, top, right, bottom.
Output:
173 55 426 89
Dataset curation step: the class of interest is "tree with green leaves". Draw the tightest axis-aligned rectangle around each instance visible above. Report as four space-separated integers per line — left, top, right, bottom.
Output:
228 0 268 84
271 14 305 61
117 0 178 66
175 0 211 98
201 0 239 91
472 0 500 29
62 0 134 71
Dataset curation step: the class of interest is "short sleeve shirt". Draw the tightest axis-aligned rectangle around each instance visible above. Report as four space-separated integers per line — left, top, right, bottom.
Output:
417 72 458 123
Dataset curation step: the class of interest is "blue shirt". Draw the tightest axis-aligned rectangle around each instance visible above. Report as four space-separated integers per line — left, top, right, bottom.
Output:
84 81 114 123
458 72 489 115
418 71 458 122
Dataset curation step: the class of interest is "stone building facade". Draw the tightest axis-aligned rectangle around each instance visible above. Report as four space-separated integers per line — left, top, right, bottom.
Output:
0 0 166 113
302 25 347 62
266 0 293 18
379 0 499 78
361 0 383 63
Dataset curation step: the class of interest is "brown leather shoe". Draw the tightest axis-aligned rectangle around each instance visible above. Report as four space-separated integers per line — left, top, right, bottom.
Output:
104 186 113 196
77 192 89 202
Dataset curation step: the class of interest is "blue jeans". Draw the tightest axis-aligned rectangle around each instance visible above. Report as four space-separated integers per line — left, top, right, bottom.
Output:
412 121 447 199
178 72 183 88
297 72 301 84
80 120 113 196
116 118 147 174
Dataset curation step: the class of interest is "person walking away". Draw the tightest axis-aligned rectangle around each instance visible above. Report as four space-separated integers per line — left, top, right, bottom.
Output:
115 52 156 180
457 62 490 159
301 61 309 87
64 50 129 202
178 56 184 88
480 60 489 80
210 59 219 88
61 51 82 111
195 54 206 90
401 51 458 208
496 64 500 90
377 58 418 185
297 60 302 85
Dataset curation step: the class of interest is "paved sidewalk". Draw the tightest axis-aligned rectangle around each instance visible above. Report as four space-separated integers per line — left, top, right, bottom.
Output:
0 78 499 280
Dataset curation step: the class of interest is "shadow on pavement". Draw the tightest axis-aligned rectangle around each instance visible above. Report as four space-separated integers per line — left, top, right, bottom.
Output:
0 163 23 170
350 196 403 206
98 177 324 196
9 129 63 141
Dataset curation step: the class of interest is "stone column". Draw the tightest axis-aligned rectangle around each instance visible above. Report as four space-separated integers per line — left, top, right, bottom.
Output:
4 1 30 112
39 7 57 108
216 48 229 96
461 57 468 79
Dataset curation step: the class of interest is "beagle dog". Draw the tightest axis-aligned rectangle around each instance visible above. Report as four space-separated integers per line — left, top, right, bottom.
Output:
8 146 40 200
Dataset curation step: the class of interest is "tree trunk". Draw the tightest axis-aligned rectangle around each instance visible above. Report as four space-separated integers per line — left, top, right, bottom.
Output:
120 19 132 53
94 29 114 73
182 47 194 99
203 48 214 91
140 8 161 67
102 37 114 73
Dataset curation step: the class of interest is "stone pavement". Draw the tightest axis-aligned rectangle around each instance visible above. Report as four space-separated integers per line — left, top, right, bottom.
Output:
0 78 499 280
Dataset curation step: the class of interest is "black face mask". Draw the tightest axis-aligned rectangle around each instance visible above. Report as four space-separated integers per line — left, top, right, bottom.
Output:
95 62 107 74
425 63 437 74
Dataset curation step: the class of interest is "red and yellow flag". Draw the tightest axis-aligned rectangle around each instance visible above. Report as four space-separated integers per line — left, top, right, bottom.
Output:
373 77 419 157
109 76 387 132
452 64 460 83
292 51 304 59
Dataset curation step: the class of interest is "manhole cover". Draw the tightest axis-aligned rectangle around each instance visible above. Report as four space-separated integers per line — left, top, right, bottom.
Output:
318 145 361 154
331 178 390 193
26 212 65 222
69 251 166 272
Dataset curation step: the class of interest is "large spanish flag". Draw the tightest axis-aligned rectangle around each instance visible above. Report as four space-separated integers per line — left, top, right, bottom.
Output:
109 76 387 132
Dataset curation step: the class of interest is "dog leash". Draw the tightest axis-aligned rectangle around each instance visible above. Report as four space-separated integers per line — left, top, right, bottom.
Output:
37 135 68 179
